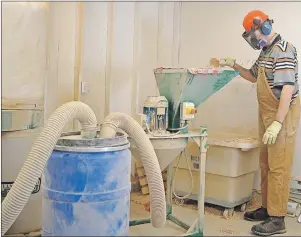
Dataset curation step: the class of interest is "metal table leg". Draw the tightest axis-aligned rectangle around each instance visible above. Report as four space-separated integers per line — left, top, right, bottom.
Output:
186 127 207 236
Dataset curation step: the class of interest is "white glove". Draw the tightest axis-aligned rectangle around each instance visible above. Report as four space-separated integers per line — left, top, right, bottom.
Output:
262 121 282 145
220 57 236 68
188 68 201 74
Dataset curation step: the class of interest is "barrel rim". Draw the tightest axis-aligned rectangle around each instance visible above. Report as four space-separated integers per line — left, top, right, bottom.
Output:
54 142 130 152
56 131 129 147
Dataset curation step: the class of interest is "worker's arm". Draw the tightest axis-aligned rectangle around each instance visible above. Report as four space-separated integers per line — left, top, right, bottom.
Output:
262 42 297 145
276 85 295 123
220 57 257 83
233 63 257 83
274 43 297 123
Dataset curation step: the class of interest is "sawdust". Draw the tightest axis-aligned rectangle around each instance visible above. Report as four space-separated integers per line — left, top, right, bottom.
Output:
219 226 241 236
26 231 41 236
205 206 222 216
211 137 259 145
130 192 150 205
4 230 41 237
4 234 25 236
130 191 262 221
205 206 242 220
209 58 220 68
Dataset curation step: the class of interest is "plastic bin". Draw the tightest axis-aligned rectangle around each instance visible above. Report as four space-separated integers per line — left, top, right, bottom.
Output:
173 134 260 218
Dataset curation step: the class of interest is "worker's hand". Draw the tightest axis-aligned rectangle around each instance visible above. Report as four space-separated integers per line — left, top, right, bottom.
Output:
220 57 236 68
262 121 282 145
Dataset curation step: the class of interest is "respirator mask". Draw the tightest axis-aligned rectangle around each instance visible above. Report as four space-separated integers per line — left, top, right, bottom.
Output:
242 19 273 50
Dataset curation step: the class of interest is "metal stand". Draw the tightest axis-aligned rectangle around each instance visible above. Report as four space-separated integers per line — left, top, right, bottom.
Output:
130 127 208 236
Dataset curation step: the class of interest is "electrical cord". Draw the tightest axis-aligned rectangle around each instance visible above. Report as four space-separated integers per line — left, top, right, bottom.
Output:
145 123 180 137
172 149 194 200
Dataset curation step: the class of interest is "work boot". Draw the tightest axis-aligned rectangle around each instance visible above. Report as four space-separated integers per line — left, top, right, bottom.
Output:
251 216 286 236
244 207 269 221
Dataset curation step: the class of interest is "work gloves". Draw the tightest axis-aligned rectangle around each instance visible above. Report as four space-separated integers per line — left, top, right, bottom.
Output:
220 57 236 68
262 121 282 145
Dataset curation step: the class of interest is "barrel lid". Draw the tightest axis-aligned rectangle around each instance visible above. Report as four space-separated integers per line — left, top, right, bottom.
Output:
55 131 130 152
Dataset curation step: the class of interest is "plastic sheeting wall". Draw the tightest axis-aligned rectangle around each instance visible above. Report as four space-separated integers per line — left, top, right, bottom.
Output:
2 2 48 102
45 2 80 132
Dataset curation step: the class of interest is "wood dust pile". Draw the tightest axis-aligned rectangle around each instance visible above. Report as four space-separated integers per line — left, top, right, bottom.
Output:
210 137 259 145
219 226 241 236
130 192 150 206
205 206 222 216
130 191 262 220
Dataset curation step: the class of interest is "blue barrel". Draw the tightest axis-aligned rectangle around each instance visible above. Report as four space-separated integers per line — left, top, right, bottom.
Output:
42 132 131 236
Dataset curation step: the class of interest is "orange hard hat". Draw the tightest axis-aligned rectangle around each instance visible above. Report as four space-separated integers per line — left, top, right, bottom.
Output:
243 10 269 33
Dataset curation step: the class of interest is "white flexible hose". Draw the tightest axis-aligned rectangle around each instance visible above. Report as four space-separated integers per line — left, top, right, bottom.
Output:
1 101 98 235
172 149 194 200
99 112 166 228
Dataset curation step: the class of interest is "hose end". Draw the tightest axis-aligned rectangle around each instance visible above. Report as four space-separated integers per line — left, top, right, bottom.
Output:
99 122 118 138
81 126 98 139
151 211 166 228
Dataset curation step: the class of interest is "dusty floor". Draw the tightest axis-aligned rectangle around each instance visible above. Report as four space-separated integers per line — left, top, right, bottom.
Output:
130 192 301 236
5 192 300 236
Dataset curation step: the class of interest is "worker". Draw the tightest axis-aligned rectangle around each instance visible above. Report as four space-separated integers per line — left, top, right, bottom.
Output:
220 10 300 236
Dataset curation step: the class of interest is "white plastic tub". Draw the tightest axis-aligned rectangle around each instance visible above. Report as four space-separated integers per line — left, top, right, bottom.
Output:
173 169 255 208
2 128 42 234
206 136 259 177
173 134 260 216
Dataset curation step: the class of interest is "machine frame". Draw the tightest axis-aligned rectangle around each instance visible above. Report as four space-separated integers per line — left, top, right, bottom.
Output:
129 128 208 236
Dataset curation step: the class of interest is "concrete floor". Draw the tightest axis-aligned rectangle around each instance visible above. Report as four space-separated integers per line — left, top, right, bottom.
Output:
130 199 301 236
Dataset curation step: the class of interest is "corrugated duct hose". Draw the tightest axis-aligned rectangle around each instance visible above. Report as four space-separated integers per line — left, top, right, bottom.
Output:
1 102 166 235
99 112 166 228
